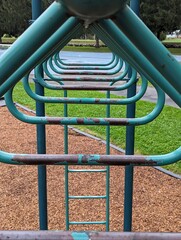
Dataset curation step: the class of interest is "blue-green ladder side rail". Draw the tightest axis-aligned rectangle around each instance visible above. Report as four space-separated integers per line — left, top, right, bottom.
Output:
65 168 109 230
56 51 116 67
0 1 180 105
44 54 123 76
64 89 110 231
4 79 164 127
59 74 110 230
90 22 181 107
26 67 138 92
53 53 120 71
114 5 181 94
42 57 130 83
22 70 144 98
0 17 82 97
0 1 70 87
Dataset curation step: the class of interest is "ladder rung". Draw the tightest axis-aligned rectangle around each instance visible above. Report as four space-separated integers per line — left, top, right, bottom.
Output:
69 221 106 225
69 195 106 199
68 169 107 173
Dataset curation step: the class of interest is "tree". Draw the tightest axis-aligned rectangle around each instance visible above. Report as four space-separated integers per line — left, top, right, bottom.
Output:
0 0 31 38
140 0 181 39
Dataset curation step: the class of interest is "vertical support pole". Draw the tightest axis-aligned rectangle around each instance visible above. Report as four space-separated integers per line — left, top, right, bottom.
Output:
106 91 110 231
32 0 48 230
123 0 139 232
64 90 69 230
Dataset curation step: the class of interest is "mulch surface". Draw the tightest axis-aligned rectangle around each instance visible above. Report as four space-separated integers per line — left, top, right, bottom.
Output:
0 106 180 232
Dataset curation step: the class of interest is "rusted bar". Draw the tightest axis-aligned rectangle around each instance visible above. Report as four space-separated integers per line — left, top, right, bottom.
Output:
1 146 180 166
12 153 155 165
0 231 181 240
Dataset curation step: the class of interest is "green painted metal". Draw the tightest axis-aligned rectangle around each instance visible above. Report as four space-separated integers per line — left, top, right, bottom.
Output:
0 147 181 166
93 21 181 107
59 0 128 21
56 52 116 67
0 0 180 235
46 55 123 76
42 57 130 83
106 91 110 231
0 18 81 97
124 1 139 232
32 0 48 230
22 72 148 104
63 89 69 230
0 1 68 88
114 6 181 94
53 54 120 71
5 80 164 126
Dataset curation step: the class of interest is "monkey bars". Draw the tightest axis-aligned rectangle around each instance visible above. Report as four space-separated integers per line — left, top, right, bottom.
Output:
0 0 180 237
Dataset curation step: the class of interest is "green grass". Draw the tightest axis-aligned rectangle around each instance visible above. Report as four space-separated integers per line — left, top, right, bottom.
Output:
63 46 110 52
168 48 181 55
69 39 105 45
1 37 181 55
12 82 181 174
163 38 181 43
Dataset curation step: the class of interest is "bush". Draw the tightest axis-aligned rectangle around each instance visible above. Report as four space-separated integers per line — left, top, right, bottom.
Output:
160 32 166 41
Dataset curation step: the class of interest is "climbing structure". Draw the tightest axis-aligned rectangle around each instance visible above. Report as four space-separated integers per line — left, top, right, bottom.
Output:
0 0 181 239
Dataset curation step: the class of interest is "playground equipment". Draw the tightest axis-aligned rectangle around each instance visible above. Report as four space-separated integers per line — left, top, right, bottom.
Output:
0 0 181 239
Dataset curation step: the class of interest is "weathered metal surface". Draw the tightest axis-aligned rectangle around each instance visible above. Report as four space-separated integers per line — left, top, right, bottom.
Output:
0 231 181 240
59 0 128 22
13 153 156 166
1 146 181 166
0 1 68 90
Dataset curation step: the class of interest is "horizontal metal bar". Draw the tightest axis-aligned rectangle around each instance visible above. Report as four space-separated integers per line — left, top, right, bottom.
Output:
5 85 164 127
1 147 180 166
69 195 106 199
68 169 107 172
69 221 106 225
0 231 180 240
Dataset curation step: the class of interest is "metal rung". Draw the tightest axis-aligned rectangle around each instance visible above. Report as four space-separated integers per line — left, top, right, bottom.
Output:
68 169 107 173
69 221 106 225
0 231 180 240
69 195 106 199
44 85 122 91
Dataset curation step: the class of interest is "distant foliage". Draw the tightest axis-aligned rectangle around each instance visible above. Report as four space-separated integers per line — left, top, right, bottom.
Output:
0 1 181 41
0 0 53 41
0 0 31 38
140 0 181 39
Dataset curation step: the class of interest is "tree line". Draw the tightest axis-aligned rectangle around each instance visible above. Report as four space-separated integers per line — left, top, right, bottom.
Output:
0 0 180 42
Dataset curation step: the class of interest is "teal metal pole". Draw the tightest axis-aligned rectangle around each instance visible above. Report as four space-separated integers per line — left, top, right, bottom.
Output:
0 18 80 97
64 90 70 230
0 1 67 86
124 0 139 231
106 91 110 231
114 5 181 94
95 20 180 107
32 0 48 230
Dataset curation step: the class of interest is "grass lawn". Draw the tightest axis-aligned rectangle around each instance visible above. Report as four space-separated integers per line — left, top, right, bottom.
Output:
12 82 181 174
168 48 181 55
163 38 181 43
62 46 110 53
2 37 181 55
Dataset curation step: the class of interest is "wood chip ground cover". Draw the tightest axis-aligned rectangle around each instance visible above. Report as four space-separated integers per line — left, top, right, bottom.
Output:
0 107 180 232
